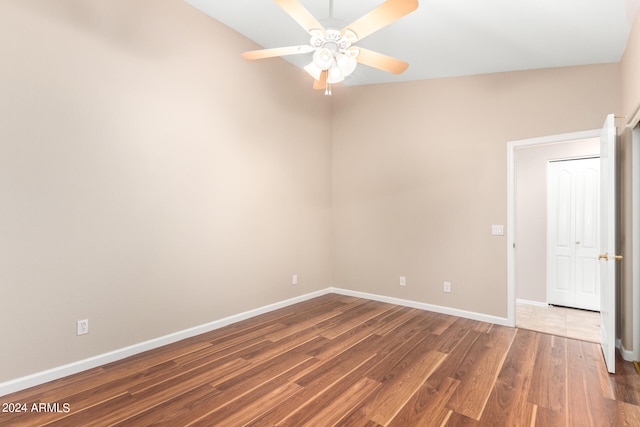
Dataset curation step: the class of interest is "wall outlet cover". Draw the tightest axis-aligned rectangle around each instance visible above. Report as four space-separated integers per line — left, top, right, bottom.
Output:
77 319 89 336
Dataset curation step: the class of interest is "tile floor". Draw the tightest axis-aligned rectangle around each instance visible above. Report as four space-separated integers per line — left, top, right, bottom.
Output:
516 302 601 343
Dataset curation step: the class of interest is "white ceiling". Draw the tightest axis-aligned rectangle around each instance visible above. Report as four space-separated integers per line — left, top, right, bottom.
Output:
185 0 640 86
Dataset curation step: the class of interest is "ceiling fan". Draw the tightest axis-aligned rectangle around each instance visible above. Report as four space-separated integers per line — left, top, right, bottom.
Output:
242 0 419 94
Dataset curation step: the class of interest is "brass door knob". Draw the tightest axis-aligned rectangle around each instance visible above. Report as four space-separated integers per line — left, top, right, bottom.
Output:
599 253 624 261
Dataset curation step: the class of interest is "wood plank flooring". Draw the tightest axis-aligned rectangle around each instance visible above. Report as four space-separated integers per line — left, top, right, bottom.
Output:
1 294 639 426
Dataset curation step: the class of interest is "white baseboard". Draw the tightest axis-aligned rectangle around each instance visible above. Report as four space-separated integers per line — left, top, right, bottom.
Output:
329 287 511 327
0 289 327 397
617 338 639 362
0 287 510 397
516 298 549 307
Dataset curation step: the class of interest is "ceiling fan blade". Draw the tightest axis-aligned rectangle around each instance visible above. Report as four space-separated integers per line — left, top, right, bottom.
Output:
356 47 409 74
313 70 328 90
275 0 325 33
242 45 314 60
342 0 418 41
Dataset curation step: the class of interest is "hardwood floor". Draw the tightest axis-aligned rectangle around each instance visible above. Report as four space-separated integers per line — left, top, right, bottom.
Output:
2 294 639 426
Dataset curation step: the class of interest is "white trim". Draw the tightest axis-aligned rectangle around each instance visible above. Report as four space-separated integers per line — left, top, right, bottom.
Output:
617 338 637 362
632 125 640 362
507 141 516 326
507 129 601 328
328 287 511 327
516 298 549 307
626 104 640 129
0 289 327 397
0 287 510 397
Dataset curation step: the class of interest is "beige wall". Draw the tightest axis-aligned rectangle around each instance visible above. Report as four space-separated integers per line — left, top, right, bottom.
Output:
515 138 600 303
2 0 639 387
331 64 620 318
619 5 640 357
617 131 634 353
622 4 640 121
0 0 332 383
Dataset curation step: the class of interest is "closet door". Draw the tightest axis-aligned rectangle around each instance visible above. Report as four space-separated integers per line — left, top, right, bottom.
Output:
547 157 600 310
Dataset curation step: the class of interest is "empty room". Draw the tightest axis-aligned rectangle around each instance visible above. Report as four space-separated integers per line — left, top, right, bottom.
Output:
1 0 639 425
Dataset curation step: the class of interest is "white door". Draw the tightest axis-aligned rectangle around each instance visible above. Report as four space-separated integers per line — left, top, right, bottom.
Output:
547 158 600 310
599 113 617 374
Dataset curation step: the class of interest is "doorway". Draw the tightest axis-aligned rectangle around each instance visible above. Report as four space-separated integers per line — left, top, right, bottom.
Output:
507 130 601 339
515 302 600 342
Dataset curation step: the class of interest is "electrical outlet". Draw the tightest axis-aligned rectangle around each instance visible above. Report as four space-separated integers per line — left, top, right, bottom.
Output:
444 282 451 293
292 275 298 285
400 276 406 286
77 319 89 336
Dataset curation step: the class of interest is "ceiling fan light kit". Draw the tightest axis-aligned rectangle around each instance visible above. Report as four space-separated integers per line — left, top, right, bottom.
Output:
307 29 358 84
241 0 419 95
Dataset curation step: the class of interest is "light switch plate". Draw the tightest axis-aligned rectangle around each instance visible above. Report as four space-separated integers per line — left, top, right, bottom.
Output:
491 225 504 236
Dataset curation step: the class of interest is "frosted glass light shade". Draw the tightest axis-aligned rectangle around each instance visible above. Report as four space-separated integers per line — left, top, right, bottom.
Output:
336 54 357 77
313 48 334 70
304 62 323 80
327 65 344 84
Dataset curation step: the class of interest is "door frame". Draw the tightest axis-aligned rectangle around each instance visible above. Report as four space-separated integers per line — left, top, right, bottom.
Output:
507 129 601 326
630 119 640 361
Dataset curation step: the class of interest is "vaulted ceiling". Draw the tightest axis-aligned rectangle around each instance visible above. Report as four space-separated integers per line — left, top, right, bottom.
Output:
185 0 640 86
